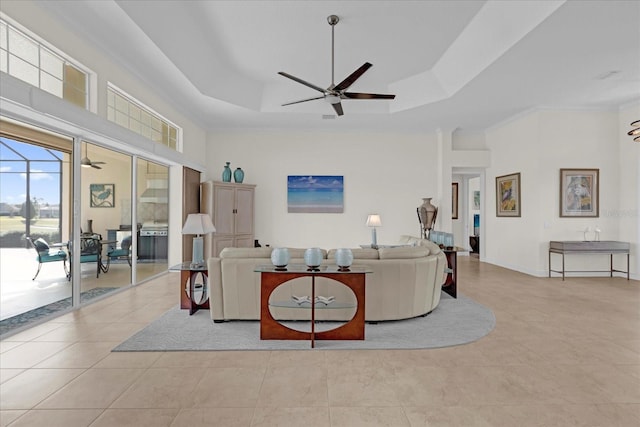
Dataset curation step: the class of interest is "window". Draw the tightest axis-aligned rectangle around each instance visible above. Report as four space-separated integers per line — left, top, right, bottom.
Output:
107 84 180 151
0 16 91 109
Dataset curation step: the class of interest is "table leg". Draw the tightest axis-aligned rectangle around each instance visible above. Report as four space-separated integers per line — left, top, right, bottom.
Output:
610 253 613 278
562 253 565 281
311 275 315 349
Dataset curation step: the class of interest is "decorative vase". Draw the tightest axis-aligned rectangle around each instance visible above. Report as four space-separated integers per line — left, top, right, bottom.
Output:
334 248 354 271
304 247 323 270
270 248 290 270
222 162 232 182
233 167 244 183
418 198 438 239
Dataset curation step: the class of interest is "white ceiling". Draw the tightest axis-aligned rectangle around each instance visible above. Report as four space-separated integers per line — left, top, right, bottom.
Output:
37 0 640 133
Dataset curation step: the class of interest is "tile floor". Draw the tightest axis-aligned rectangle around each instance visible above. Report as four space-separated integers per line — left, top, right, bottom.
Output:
0 256 639 426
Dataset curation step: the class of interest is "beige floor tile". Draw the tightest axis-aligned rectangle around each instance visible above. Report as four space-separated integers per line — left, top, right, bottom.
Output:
36 368 145 409
251 407 330 427
327 365 401 406
268 350 326 368
169 408 254 427
0 341 72 368
187 367 266 408
0 410 26 427
151 350 269 369
257 365 328 407
473 403 640 427
329 406 410 427
0 369 84 410
0 368 24 384
390 366 463 407
0 341 23 353
403 406 493 427
109 367 203 409
33 341 117 369
89 408 179 427
93 350 162 369
78 322 148 342
30 322 97 342
1 322 65 342
6 409 103 427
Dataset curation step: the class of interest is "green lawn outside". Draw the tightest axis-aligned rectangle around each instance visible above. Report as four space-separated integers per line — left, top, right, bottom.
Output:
0 217 61 247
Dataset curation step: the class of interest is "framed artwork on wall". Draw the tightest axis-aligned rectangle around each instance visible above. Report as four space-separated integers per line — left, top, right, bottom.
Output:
559 168 599 217
90 183 115 208
452 183 459 219
496 172 521 217
287 175 344 213
473 191 480 209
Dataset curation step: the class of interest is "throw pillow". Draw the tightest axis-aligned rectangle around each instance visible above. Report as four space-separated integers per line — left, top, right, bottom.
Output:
33 238 50 252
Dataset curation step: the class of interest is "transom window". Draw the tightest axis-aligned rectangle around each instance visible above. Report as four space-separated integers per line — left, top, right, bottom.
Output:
0 16 90 109
107 84 180 151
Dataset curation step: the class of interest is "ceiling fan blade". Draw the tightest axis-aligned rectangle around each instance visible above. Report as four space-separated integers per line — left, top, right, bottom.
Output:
92 161 106 165
282 96 325 106
333 62 372 91
343 92 396 100
278 72 326 94
91 164 102 170
331 102 344 116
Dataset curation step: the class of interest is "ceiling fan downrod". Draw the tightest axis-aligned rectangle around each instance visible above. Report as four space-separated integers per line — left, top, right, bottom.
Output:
328 15 339 88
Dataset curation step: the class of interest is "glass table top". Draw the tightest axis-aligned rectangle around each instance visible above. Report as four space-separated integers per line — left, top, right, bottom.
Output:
254 264 372 274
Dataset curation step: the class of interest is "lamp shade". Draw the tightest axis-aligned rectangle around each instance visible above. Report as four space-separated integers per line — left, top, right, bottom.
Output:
182 213 216 235
366 214 382 227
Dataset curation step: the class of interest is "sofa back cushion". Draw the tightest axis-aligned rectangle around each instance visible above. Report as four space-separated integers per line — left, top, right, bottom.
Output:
398 235 441 254
219 247 273 259
287 248 328 259
378 246 430 259
327 248 379 260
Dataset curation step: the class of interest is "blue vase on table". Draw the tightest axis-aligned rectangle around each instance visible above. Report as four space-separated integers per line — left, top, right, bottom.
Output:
233 167 244 183
222 162 232 182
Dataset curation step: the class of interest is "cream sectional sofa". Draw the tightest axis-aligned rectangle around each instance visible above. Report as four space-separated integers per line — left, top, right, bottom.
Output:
207 235 447 323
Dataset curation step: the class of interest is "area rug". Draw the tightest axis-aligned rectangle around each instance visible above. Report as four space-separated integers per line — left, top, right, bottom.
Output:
113 293 495 351
0 287 118 337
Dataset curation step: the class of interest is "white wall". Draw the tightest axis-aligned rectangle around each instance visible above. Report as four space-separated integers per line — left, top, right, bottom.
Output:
485 109 635 278
207 131 438 249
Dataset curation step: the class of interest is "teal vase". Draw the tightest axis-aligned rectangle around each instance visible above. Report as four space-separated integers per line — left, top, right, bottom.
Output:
233 167 244 183
222 162 232 182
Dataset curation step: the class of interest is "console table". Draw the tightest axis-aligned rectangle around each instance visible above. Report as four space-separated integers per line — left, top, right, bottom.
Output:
256 265 371 348
548 241 630 280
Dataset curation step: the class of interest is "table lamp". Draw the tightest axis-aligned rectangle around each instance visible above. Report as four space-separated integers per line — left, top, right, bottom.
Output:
182 213 216 267
366 214 382 248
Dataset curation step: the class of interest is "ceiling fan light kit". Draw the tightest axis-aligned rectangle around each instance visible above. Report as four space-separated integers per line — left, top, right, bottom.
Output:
279 14 395 116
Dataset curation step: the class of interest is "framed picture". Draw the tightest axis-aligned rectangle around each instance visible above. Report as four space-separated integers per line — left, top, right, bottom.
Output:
287 175 344 213
90 183 115 208
495 172 521 217
560 168 599 217
473 191 480 209
452 183 459 219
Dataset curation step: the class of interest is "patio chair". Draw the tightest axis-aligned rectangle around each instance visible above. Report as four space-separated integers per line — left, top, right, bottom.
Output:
67 234 103 278
26 236 69 281
104 235 132 272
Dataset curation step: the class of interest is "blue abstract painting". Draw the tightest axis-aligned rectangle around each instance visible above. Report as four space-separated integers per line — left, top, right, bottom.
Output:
287 175 344 213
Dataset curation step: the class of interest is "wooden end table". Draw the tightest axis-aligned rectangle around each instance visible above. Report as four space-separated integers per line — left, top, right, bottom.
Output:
170 262 210 315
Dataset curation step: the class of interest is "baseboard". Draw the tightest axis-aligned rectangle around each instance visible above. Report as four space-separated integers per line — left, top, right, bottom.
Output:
482 257 639 281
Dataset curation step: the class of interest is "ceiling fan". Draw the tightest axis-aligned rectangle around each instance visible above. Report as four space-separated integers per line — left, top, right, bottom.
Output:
279 14 395 117
80 143 106 169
